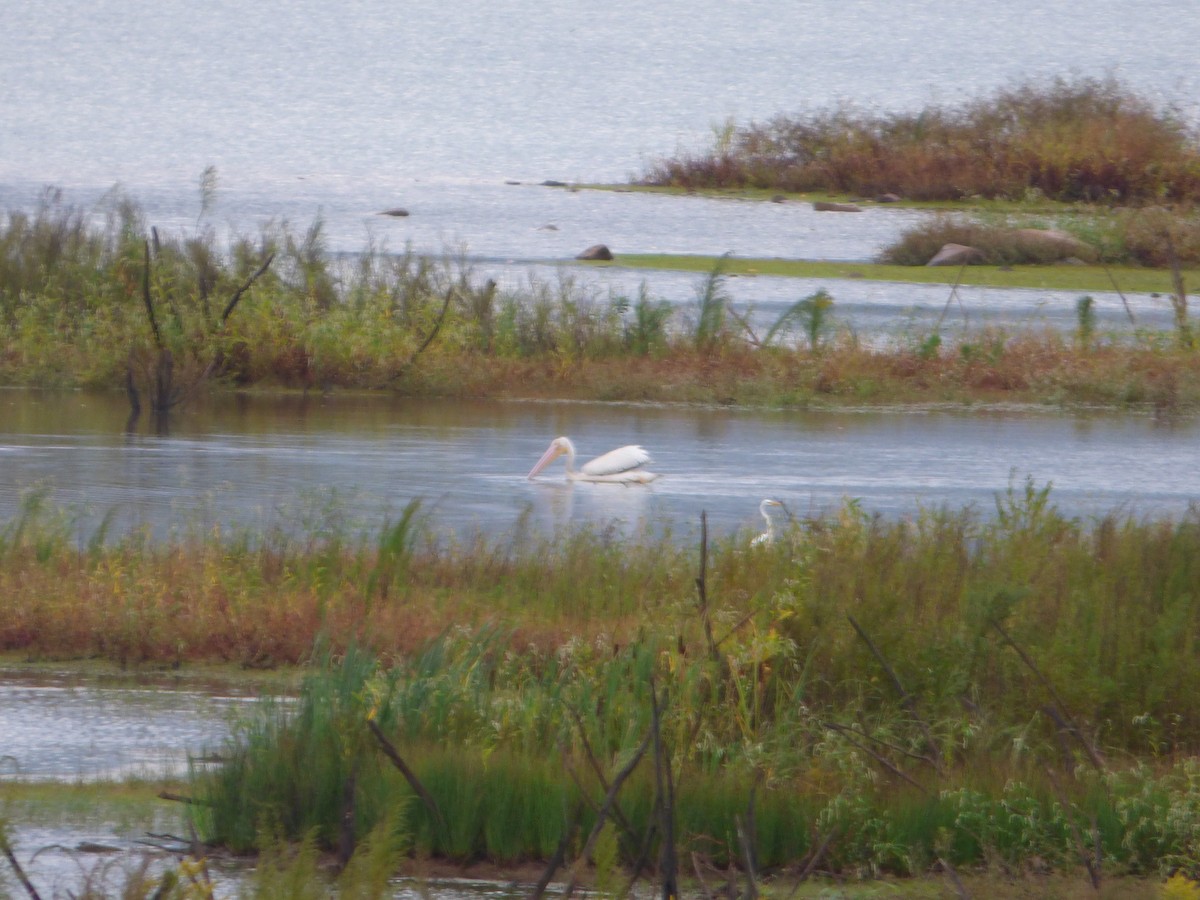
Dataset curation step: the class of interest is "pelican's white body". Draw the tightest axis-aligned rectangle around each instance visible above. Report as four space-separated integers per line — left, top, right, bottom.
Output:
527 436 658 484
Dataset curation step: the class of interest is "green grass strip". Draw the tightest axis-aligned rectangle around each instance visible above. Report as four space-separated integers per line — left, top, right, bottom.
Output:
592 253 1192 294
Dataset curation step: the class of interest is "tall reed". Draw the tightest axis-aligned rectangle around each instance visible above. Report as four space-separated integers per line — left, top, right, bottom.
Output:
643 76 1200 204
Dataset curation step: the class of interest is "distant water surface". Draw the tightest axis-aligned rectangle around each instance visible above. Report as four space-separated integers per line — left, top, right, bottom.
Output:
1 0 1198 266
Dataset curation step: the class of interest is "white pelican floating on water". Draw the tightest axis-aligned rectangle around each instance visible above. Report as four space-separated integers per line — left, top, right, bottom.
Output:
751 499 785 546
527 436 659 484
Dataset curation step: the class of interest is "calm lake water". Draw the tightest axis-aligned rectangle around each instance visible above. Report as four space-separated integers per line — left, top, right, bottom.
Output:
1 390 1197 543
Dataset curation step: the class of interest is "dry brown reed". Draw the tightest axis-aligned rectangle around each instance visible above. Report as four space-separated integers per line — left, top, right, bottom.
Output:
643 76 1200 205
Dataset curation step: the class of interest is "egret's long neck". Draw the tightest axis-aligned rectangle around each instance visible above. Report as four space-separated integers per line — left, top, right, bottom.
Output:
762 509 775 539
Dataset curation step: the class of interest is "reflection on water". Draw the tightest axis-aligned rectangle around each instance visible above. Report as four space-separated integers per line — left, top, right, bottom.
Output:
0 669 557 898
0 671 256 782
0 390 1198 545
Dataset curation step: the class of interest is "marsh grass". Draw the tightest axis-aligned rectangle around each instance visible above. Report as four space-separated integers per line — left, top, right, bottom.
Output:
193 633 1200 882
11 483 1200 883
642 76 1200 205
7 484 1200 761
880 207 1200 268
7 192 1200 412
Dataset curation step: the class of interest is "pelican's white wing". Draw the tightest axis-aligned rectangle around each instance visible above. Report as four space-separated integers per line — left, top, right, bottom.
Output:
580 444 652 476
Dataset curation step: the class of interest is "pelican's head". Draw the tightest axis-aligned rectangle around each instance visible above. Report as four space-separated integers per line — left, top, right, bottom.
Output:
528 436 575 479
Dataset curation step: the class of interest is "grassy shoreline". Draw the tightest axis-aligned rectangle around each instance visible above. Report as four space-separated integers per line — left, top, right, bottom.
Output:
589 252 1195 294
6 490 1200 895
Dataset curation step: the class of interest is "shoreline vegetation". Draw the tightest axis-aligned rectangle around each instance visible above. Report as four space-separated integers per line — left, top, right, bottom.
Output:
2 189 1200 416
4 487 1200 896
7 77 1200 897
638 76 1200 207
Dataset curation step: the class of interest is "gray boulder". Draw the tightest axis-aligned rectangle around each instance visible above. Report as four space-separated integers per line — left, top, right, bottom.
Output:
813 201 862 212
576 244 614 261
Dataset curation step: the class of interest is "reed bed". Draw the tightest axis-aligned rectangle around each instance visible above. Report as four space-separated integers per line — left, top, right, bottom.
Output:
641 76 1200 206
192 636 1200 883
9 485 1200 885
6 484 1200 759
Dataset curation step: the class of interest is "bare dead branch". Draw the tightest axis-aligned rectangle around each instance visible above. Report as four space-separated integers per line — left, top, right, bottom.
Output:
562 731 652 897
142 240 163 348
785 830 837 899
937 854 971 899
823 721 928 793
991 620 1105 771
566 706 640 840
735 812 759 899
0 831 42 900
1101 264 1137 325
1043 764 1102 891
367 719 445 828
847 614 944 773
650 676 679 900
696 511 720 663
531 804 582 900
221 251 275 325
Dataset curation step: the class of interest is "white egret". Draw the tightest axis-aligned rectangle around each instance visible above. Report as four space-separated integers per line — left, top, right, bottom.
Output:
527 436 658 484
751 498 785 546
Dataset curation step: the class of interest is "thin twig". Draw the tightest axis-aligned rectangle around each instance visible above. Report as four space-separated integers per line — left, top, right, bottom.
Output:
827 721 938 767
847 615 943 773
0 833 42 900
991 620 1105 771
367 719 446 828
220 251 275 325
562 732 652 897
696 511 720 663
713 610 757 652
1101 264 1137 325
935 262 969 330
531 804 582 900
650 676 678 900
823 721 927 793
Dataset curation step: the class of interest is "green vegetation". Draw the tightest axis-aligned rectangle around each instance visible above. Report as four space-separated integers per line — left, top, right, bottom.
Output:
641 76 1200 205
177 469 1200 889
10 76 1200 896
877 206 1200 269
606 252 1197 293
9 482 1200 889
4 191 1200 414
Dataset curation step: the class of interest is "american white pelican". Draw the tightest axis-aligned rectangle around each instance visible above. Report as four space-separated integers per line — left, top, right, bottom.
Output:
751 499 785 546
527 436 659 484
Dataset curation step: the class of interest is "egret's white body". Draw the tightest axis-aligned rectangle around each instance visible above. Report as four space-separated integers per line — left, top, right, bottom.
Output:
751 499 784 546
527 436 658 484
